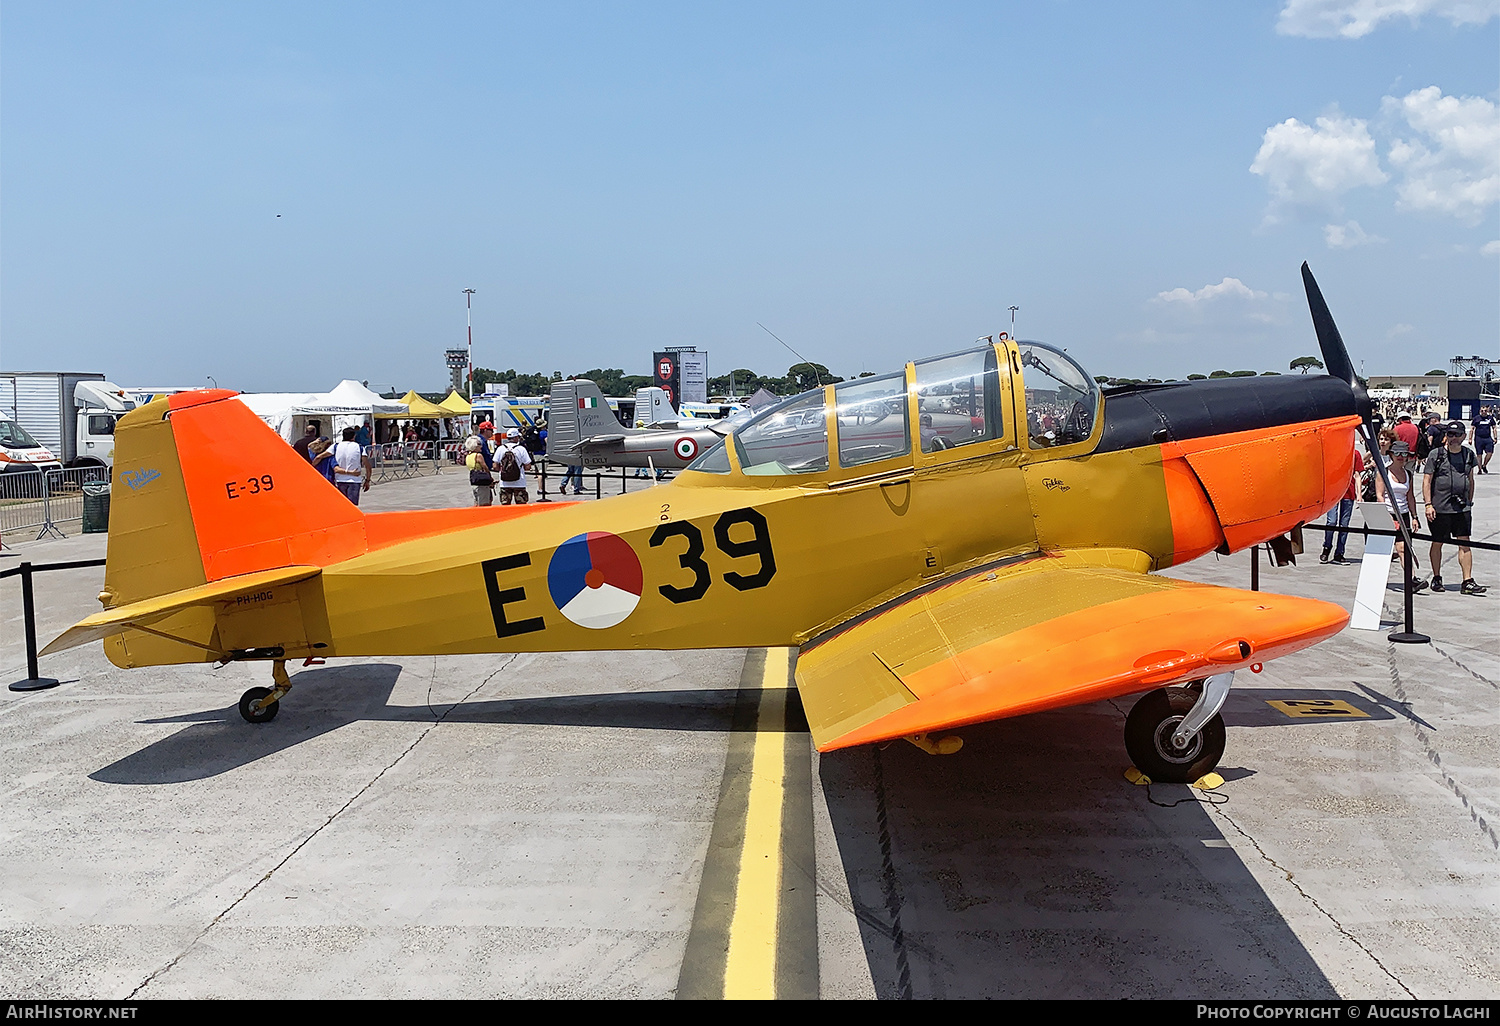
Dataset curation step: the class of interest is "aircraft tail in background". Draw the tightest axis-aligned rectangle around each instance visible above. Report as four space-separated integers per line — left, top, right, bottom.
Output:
547 379 628 464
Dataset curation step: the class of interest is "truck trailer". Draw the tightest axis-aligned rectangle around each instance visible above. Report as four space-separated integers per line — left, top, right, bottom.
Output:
0 372 136 469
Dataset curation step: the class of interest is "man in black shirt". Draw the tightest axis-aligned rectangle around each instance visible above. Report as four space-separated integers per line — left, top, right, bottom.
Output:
1422 421 1485 595
1471 405 1495 475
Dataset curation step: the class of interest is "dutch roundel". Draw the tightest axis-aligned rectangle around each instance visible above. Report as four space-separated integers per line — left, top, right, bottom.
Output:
547 532 645 629
674 437 698 461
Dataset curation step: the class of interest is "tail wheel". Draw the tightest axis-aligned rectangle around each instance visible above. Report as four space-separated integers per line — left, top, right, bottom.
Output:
1124 686 1225 784
239 686 279 724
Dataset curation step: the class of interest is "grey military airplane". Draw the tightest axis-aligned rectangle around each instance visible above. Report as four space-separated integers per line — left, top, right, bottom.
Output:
546 379 761 472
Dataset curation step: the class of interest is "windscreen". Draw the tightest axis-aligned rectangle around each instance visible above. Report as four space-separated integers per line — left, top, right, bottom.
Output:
0 419 43 449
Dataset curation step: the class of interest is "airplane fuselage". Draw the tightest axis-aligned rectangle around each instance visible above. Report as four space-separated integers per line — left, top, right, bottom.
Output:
97 340 1359 669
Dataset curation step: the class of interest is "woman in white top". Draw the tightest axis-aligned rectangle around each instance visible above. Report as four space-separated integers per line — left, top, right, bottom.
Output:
1375 440 1423 586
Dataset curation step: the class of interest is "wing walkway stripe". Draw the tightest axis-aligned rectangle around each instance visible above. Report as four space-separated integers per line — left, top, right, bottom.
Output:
677 648 817 999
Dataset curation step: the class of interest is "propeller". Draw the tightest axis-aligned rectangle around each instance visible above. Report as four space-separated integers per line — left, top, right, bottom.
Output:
1301 262 1420 570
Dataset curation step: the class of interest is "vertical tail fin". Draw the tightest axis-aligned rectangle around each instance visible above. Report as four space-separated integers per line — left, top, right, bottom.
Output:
104 390 367 607
546 379 625 463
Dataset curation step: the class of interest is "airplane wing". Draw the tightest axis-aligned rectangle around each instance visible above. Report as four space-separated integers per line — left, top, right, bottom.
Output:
795 551 1348 752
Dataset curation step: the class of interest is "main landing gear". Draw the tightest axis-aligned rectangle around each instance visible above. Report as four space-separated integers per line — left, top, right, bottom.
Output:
239 659 293 724
1124 672 1233 784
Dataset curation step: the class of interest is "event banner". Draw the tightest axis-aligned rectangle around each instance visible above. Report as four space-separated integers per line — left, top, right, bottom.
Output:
653 352 682 410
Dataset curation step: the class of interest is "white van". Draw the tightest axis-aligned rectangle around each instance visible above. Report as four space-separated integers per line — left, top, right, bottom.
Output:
0 413 62 495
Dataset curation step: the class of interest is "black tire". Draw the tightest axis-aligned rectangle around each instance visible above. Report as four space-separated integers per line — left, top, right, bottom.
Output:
1124 686 1225 784
239 686 279 724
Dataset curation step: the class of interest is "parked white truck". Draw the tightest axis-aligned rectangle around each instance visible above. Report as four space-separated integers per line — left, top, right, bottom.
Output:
0 372 136 470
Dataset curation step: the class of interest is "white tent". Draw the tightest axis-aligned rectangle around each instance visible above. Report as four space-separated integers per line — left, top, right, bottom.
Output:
238 381 407 442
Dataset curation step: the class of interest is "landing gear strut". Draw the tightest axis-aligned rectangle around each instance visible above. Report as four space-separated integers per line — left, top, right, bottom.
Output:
1124 672 1233 783
238 660 293 724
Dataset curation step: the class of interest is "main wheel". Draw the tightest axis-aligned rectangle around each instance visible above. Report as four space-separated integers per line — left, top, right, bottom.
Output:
239 686 280 724
1124 686 1225 784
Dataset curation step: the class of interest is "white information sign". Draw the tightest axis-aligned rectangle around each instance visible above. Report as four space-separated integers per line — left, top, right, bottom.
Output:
678 351 708 405
1351 501 1397 631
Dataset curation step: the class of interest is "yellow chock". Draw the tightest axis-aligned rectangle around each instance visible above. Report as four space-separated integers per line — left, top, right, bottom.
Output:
1192 772 1225 791
1124 766 1151 785
905 733 963 755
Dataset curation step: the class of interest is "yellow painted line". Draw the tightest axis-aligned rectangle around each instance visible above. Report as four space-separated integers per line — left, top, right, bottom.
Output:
1266 699 1369 719
723 647 790 1000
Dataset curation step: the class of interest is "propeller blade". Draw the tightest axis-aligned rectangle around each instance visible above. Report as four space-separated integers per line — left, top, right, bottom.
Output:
1301 262 1356 386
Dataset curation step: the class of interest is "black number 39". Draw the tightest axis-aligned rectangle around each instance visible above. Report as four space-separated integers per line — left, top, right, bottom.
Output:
648 508 776 603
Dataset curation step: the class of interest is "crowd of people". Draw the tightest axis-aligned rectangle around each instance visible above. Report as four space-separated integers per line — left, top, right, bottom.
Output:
1317 403 1491 597
291 419 372 506
463 419 547 506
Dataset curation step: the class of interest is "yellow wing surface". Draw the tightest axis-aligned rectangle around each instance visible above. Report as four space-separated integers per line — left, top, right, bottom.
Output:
795 551 1348 752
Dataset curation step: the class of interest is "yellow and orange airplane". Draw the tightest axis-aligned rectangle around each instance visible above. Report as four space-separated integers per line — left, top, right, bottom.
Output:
46 265 1377 784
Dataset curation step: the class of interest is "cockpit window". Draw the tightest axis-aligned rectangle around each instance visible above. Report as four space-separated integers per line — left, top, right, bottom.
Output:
1016 342 1098 447
732 389 829 475
685 440 731 473
913 347 1002 453
835 373 909 469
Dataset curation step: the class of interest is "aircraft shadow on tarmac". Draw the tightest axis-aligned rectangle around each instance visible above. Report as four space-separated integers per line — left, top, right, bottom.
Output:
90 663 798 784
90 665 1385 997
819 699 1347 1000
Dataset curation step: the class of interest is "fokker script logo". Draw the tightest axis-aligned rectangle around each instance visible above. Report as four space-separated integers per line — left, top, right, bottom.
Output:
1042 477 1070 492
122 468 162 490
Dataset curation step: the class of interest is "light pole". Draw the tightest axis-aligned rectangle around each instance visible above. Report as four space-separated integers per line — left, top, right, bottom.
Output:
1008 306 1019 337
462 288 477 400
206 375 217 389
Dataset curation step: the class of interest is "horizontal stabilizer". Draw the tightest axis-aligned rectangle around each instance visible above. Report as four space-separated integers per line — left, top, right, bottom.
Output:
795 552 1348 752
42 566 322 656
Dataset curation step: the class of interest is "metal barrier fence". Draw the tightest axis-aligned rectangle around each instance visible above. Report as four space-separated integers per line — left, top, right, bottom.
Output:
0 466 110 542
535 460 671 502
370 441 447 483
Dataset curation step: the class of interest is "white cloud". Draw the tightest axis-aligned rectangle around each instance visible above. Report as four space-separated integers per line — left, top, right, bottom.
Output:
1156 278 1268 305
1387 322 1415 336
1277 0 1499 38
1153 278 1287 327
1250 114 1387 218
1482 240 1500 255
1383 87 1500 224
1324 220 1387 247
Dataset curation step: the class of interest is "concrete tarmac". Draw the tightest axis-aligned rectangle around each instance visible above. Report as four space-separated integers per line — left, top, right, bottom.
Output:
1 462 1495 999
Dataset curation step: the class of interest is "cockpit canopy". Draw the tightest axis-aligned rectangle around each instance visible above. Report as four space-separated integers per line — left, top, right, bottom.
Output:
686 340 1099 476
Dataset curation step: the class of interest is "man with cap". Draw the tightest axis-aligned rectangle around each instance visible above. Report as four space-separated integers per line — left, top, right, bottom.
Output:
473 421 495 468
1393 413 1420 454
1420 411 1445 460
495 427 533 504
1422 420 1485 595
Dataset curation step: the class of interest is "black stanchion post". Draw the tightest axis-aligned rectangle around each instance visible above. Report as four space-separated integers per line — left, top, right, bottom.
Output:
620 466 627 494
1251 544 1260 592
595 471 601 500
10 562 60 692
1390 533 1430 645
538 460 550 503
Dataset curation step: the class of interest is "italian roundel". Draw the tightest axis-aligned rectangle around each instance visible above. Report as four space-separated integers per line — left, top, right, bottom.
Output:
547 532 644 629
674 437 698 460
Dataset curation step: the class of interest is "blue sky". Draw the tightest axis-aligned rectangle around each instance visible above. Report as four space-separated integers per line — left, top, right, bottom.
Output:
2 1 1496 392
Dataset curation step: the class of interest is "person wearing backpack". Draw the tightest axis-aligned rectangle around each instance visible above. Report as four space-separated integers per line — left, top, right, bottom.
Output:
465 436 494 506
1422 421 1485 595
496 428 532 505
